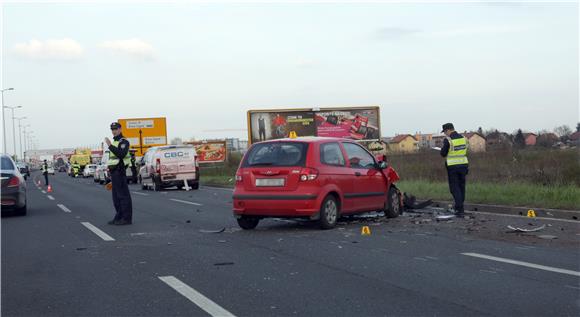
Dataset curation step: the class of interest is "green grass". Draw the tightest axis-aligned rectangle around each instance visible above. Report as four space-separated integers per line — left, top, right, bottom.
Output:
396 180 580 210
201 175 235 187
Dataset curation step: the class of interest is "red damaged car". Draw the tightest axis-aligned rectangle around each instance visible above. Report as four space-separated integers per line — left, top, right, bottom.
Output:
233 137 401 230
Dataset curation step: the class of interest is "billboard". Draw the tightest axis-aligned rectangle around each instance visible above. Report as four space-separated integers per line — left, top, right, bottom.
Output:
186 141 227 163
118 117 168 156
247 107 380 144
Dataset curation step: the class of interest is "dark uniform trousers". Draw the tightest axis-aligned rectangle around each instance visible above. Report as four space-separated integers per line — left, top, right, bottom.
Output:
447 165 468 212
44 172 49 186
111 168 133 221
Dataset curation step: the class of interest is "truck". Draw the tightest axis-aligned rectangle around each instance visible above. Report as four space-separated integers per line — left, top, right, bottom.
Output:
69 148 92 176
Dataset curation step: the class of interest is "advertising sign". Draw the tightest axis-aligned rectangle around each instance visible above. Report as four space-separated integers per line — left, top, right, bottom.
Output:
247 107 380 144
118 117 168 157
186 140 227 163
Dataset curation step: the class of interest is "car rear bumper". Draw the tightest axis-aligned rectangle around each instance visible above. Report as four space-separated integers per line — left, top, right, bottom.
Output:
1 190 25 211
232 193 321 217
161 173 198 184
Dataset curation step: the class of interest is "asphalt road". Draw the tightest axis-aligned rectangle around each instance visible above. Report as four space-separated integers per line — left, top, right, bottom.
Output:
2 171 579 317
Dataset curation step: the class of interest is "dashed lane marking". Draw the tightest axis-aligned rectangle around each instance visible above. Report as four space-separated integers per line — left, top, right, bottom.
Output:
57 204 71 213
41 190 46 194
81 222 115 241
47 195 55 200
462 253 580 277
158 276 236 317
131 191 149 196
169 198 202 206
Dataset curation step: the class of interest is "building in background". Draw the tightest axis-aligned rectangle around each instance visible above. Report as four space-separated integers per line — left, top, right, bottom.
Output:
523 133 537 146
463 132 486 153
225 138 248 153
387 134 418 153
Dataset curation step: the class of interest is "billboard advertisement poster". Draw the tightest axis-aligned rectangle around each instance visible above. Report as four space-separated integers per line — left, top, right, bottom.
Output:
118 117 168 157
315 108 380 140
249 111 316 144
187 141 227 163
247 107 380 144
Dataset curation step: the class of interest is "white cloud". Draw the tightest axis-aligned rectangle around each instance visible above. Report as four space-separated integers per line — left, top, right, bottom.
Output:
296 58 317 68
99 38 155 59
429 26 529 37
13 39 84 60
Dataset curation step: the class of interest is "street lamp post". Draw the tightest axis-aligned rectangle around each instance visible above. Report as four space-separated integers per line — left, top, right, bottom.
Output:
22 125 30 162
16 117 27 160
3 105 22 158
1 87 15 153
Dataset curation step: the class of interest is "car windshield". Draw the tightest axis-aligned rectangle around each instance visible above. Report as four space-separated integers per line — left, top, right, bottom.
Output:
1 157 15 171
243 142 308 167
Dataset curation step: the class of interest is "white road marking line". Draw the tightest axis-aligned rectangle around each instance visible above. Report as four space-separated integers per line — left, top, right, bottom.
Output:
81 222 115 241
462 253 580 277
47 195 55 200
170 198 202 206
201 186 234 192
57 204 71 213
158 276 236 317
472 211 580 224
41 190 46 194
132 191 149 196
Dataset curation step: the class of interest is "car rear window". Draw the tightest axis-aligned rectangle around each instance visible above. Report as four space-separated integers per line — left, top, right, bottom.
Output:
243 142 308 167
1 157 15 170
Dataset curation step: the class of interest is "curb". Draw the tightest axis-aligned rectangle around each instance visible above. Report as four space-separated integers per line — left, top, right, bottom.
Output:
432 200 580 222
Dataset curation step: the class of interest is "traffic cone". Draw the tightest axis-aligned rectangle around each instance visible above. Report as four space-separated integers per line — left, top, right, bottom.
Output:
361 226 371 236
47 185 52 193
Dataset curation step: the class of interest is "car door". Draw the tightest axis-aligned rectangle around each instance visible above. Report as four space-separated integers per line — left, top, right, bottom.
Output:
342 142 387 211
319 142 355 213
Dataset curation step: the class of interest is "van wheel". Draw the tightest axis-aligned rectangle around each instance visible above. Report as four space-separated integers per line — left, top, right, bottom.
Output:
385 186 401 218
237 217 259 230
319 195 339 229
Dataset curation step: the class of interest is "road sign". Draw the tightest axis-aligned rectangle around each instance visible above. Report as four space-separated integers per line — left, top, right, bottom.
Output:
118 117 167 156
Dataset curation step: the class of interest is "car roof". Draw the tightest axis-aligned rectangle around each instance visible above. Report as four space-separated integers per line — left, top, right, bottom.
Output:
255 137 358 145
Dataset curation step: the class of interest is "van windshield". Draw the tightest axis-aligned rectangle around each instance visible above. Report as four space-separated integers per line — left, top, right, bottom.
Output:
243 142 308 167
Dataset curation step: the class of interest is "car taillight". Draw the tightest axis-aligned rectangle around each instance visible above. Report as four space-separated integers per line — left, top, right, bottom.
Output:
7 176 19 187
156 159 161 174
299 167 318 182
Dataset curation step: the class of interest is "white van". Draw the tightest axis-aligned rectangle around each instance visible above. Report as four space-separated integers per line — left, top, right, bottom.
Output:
138 145 199 191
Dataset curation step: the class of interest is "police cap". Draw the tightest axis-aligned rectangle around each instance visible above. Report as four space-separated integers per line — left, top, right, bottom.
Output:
441 123 454 133
110 122 122 130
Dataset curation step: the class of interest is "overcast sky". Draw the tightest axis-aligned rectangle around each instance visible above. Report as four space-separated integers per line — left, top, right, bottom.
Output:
1 1 578 151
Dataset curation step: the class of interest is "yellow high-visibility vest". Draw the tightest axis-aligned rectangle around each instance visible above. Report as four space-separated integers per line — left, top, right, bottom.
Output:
108 139 131 167
446 136 469 166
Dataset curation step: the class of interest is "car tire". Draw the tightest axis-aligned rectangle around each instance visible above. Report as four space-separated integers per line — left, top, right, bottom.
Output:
237 217 259 230
384 186 401 218
16 203 27 216
319 195 339 229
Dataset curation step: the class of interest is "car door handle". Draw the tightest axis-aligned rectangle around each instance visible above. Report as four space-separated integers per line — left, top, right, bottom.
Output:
355 172 361 176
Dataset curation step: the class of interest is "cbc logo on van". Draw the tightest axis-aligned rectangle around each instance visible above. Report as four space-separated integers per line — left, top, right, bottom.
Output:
164 151 191 158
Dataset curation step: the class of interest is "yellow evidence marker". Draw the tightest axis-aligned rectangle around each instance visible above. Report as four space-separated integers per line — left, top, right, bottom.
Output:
289 131 298 139
527 210 536 218
361 226 371 235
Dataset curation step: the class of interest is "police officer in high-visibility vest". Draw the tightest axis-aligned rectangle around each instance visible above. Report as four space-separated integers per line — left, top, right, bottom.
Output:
105 122 133 225
41 159 49 186
72 162 80 177
440 123 469 218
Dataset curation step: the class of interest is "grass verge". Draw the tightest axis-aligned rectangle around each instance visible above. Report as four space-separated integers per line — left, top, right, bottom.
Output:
396 180 580 210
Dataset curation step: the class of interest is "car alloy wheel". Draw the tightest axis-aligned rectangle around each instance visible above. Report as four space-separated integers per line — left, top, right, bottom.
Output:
319 196 338 229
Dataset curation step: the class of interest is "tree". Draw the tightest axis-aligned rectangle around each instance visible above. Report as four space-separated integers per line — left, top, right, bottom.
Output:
554 125 572 138
170 137 183 145
514 129 526 149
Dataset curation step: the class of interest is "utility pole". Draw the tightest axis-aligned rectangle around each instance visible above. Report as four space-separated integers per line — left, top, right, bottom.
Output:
15 117 26 160
1 87 15 153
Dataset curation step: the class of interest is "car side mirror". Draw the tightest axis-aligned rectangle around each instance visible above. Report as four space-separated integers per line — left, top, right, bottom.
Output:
377 161 388 169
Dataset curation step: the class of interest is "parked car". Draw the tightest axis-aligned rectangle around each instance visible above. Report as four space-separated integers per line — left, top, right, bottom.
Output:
232 137 401 230
1 155 27 216
47 166 55 175
58 165 67 173
94 164 109 184
16 162 30 180
138 145 199 191
83 164 97 178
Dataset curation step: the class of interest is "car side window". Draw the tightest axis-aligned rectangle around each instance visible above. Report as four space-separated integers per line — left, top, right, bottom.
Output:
320 143 346 166
342 142 376 169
